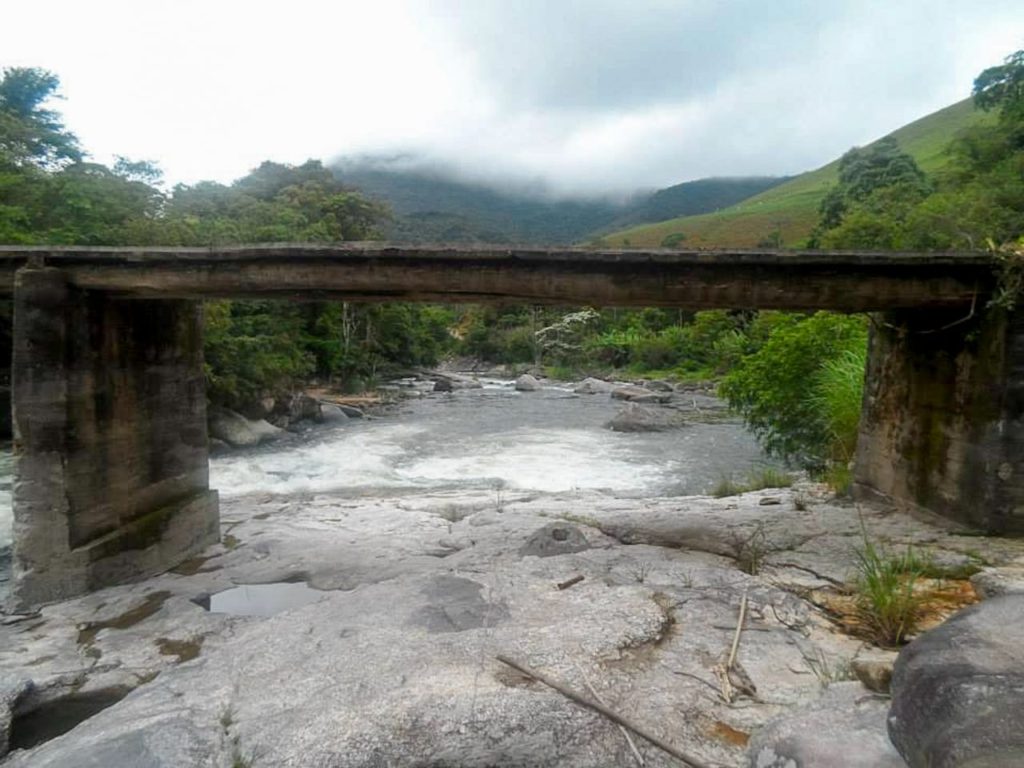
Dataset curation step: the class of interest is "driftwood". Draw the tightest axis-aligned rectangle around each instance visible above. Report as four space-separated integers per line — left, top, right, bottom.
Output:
496 654 716 768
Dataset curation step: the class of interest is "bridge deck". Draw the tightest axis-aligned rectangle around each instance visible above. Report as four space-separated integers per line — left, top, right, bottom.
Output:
0 243 995 310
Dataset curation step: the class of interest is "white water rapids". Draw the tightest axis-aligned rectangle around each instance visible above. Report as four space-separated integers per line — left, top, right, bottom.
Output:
0 379 781 550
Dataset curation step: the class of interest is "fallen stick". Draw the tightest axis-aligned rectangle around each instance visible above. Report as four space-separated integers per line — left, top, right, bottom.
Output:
727 590 749 670
496 654 716 768
556 575 585 590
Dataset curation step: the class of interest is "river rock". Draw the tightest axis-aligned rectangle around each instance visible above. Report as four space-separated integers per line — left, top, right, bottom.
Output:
336 404 365 418
433 378 453 392
432 371 482 390
746 682 905 768
208 409 284 448
887 594 1024 768
318 403 349 423
643 379 674 392
851 649 898 693
271 393 321 427
970 565 1024 598
606 403 684 432
514 374 542 392
611 385 672 403
573 377 615 395
518 523 590 558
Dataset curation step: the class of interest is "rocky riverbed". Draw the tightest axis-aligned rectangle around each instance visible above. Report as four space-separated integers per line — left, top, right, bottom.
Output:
0 376 1022 766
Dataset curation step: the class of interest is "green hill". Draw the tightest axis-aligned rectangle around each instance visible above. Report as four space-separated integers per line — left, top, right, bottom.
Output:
604 98 994 249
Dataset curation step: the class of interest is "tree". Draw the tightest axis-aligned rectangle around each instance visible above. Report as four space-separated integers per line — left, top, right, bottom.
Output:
974 49 1024 144
0 67 82 169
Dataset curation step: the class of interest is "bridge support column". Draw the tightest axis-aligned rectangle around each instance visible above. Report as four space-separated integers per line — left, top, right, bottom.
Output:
855 307 1024 534
10 267 218 608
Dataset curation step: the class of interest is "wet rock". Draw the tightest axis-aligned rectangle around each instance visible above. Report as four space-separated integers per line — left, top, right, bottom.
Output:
5 573 669 768
887 594 1024 768
409 576 510 633
852 650 898 694
433 378 453 393
573 377 615 395
208 409 284 448
747 682 905 768
606 403 684 432
514 374 542 392
518 523 590 558
318 403 349 423
611 385 672 403
431 371 482 390
207 438 230 456
643 379 674 392
336 404 365 418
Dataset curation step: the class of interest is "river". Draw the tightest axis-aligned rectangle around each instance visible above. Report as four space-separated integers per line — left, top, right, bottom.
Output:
0 378 778 550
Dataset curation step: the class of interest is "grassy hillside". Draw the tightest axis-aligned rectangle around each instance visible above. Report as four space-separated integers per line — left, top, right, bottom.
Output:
605 98 994 248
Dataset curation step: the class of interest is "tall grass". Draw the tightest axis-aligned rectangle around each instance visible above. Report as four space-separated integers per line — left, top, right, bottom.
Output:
853 537 926 647
809 347 867 463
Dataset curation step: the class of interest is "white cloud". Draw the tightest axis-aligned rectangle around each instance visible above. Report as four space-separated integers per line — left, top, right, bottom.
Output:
1 0 1021 194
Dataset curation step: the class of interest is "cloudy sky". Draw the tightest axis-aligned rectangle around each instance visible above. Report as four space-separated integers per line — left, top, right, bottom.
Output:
2 1 1021 196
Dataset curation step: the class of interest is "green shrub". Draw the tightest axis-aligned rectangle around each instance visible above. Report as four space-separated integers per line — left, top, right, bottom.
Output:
720 312 869 466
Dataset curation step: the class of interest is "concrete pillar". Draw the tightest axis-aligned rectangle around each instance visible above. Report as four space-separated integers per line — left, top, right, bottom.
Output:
855 307 1024 534
11 267 218 608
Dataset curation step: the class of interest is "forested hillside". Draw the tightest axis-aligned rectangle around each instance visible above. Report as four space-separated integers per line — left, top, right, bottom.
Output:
334 158 784 244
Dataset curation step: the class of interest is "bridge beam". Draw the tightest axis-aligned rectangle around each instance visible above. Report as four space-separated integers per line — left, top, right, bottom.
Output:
855 306 1024 534
10 267 218 608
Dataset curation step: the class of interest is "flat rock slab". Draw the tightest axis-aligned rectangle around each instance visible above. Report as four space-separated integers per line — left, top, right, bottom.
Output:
888 594 1024 768
747 682 906 768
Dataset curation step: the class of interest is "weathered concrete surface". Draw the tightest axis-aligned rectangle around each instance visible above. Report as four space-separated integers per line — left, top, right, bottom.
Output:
0 244 995 311
10 267 218 608
2 485 1021 767
888 595 1024 768
855 309 1024 534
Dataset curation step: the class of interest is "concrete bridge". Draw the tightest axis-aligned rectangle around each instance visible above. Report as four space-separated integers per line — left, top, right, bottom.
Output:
0 244 1019 607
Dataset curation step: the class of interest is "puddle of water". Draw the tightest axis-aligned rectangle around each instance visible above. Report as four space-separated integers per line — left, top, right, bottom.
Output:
9 687 131 751
198 582 326 617
155 636 204 663
76 591 171 646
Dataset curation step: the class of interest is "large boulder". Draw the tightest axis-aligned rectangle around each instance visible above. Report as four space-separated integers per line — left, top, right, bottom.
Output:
611 385 672 404
747 682 905 767
266 393 322 428
574 377 615 395
887 594 1024 768
208 409 284 448
606 403 684 432
514 374 542 392
318 403 349 423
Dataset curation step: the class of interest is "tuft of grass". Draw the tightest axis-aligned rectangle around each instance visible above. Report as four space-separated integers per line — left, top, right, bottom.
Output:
728 522 774 575
712 467 793 497
853 538 926 647
712 476 744 498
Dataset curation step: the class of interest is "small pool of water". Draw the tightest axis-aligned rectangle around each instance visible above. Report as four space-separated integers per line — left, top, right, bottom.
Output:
199 581 326 617
9 687 131 751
